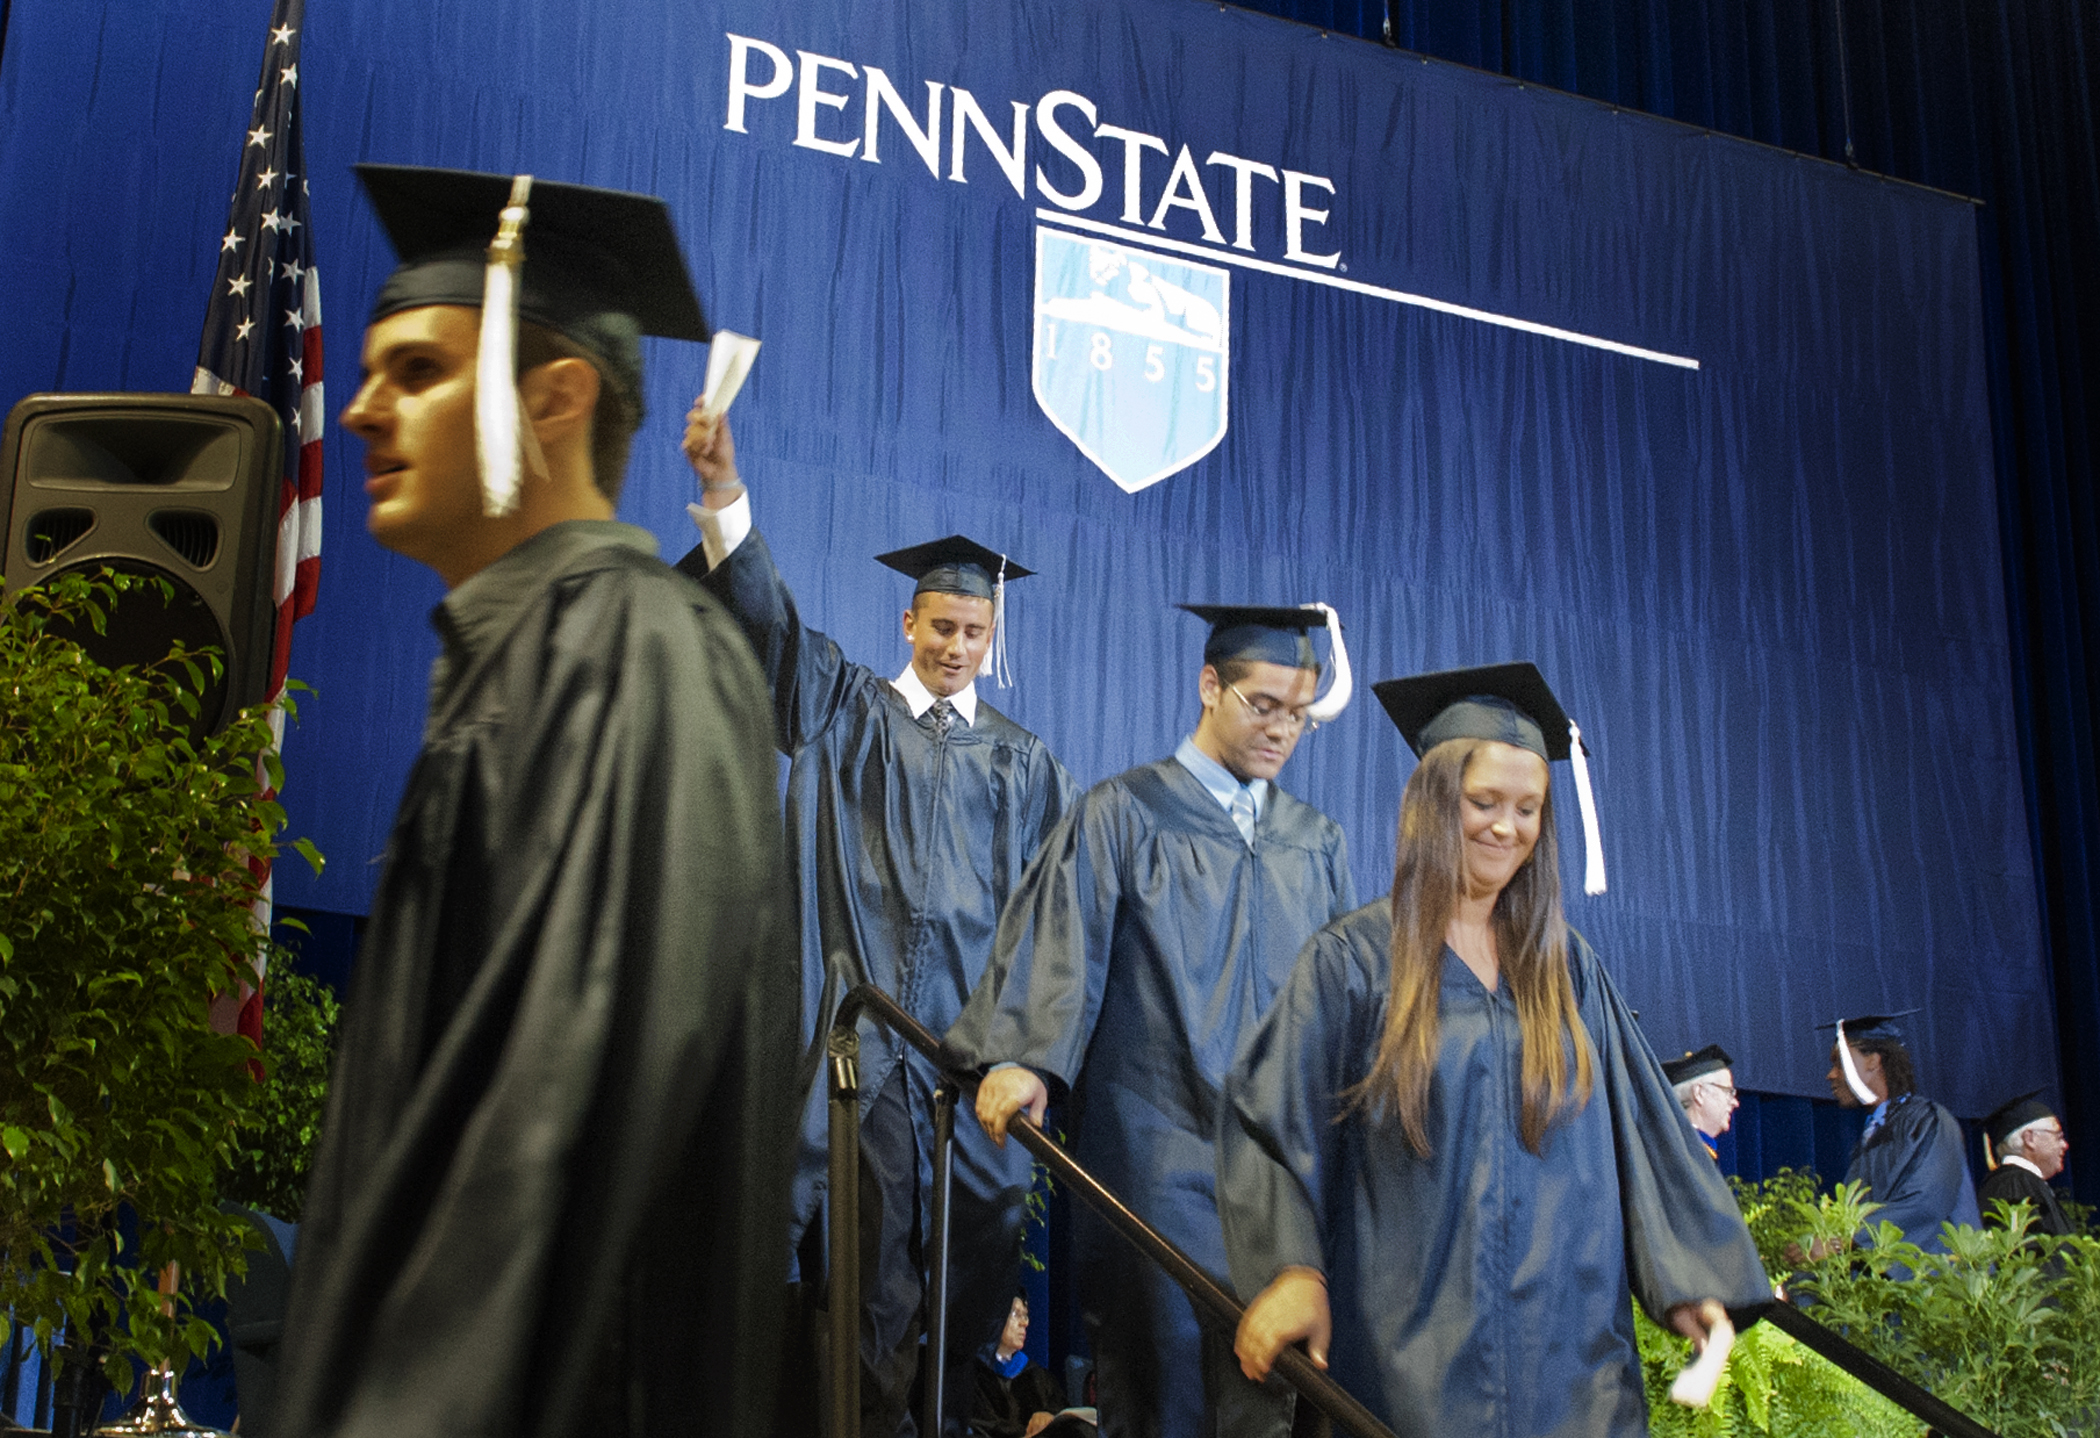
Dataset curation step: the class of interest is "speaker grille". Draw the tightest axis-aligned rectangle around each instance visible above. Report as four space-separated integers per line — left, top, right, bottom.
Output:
149 509 222 569
24 507 96 564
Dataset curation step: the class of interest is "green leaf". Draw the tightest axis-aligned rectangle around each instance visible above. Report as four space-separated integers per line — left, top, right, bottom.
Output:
293 836 325 875
2 1126 28 1160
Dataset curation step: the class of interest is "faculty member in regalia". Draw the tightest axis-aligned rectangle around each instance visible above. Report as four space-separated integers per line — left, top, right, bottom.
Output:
1978 1090 2073 1237
950 604 1355 1438
1664 1044 1740 1160
1222 663 1768 1438
681 422 1075 1437
273 168 798 1438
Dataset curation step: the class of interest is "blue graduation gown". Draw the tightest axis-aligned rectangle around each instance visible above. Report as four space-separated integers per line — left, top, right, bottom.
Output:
1219 901 1771 1438
679 531 1074 1357
1846 1093 1981 1253
946 759 1353 1438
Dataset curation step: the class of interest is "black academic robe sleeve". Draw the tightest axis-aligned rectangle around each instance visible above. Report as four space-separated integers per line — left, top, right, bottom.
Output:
273 549 796 1438
1977 1163 2072 1237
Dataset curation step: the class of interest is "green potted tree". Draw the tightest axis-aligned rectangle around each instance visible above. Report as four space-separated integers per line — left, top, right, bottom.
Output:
1 571 315 1432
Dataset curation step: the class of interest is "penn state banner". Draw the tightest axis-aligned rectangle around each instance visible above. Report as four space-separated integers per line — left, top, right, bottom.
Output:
0 0 2040 1112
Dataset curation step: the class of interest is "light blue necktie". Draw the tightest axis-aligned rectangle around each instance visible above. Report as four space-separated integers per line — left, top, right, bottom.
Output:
1229 787 1257 846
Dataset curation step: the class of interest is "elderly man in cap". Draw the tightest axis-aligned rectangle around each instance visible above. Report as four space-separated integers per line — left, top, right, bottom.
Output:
1822 1011 1979 1254
1978 1091 2073 1237
272 167 796 1438
681 423 1075 1436
1663 1046 1739 1160
948 603 1355 1438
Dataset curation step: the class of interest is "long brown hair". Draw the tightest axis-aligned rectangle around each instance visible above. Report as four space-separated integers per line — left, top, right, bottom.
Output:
1349 737 1595 1156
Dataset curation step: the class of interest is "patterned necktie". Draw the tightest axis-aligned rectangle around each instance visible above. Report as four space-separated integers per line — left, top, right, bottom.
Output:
1229 787 1257 845
930 697 954 741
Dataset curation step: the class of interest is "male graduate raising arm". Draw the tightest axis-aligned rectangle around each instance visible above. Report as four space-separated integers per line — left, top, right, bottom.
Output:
271 168 797 1438
683 415 1074 1437
949 606 1355 1438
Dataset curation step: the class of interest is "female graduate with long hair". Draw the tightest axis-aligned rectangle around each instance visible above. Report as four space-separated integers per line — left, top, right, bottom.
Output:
1218 664 1768 1438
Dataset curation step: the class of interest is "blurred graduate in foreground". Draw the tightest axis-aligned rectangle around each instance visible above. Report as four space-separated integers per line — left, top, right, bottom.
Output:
271 167 796 1438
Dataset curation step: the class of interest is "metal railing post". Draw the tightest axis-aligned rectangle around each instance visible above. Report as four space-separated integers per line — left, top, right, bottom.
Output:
921 1078 958 1438
826 1022 862 1438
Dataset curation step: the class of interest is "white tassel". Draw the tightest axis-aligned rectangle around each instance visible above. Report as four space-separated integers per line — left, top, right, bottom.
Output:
976 555 1013 688
475 174 532 517
1834 1020 1878 1107
1300 602 1353 722
1567 720 1607 895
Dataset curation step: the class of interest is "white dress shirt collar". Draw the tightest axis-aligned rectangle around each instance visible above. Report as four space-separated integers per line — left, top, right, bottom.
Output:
893 663 977 725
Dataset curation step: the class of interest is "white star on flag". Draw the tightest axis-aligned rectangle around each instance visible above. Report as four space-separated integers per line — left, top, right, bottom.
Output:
190 0 324 1053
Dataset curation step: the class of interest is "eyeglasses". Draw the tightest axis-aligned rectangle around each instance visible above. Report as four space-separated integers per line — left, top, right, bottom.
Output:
1700 1083 1739 1103
1228 683 1318 733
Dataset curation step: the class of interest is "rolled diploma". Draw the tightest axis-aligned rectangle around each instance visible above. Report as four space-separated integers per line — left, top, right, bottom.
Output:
1668 1306 1736 1409
699 331 761 420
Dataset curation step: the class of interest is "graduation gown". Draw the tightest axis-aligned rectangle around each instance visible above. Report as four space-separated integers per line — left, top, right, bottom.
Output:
946 760 1353 1438
1845 1093 1981 1253
272 523 797 1438
1219 901 1771 1438
678 531 1074 1356
1977 1162 2072 1237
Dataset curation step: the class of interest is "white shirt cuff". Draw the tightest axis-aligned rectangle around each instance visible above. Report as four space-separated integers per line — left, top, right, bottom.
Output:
685 490 752 570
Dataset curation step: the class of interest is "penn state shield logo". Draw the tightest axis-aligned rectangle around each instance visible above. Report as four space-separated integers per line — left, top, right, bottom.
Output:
1033 226 1230 494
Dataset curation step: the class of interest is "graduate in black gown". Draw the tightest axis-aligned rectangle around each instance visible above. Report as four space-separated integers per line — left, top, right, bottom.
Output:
679 426 1074 1436
1977 1090 2074 1237
1222 664 1768 1438
1821 1012 1981 1253
950 605 1356 1438
271 169 797 1438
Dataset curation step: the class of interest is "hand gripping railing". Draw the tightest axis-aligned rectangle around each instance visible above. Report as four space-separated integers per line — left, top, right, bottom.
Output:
824 983 2004 1438
825 982 1397 1438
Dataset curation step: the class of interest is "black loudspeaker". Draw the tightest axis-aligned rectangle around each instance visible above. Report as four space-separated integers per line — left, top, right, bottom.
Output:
2 392 285 738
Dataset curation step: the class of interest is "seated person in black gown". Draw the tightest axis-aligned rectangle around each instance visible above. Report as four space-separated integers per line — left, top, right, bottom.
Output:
1978 1090 2073 1237
969 1297 1093 1438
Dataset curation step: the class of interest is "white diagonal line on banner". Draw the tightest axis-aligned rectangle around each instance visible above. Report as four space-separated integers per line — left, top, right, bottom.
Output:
1034 208 1700 371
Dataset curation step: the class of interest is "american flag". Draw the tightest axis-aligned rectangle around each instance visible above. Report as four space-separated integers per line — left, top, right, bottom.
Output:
192 0 322 1047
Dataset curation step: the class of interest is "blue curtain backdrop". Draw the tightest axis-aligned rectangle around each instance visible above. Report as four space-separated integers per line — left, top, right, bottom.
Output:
1235 0 2100 1204
0 0 2052 1132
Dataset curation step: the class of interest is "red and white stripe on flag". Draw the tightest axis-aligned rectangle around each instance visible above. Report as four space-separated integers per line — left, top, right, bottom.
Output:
192 0 321 1047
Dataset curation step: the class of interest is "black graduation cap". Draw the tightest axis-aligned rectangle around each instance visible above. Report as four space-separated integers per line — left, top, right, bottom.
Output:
1370 661 1606 894
1370 661 1573 761
1983 1090 2056 1149
1662 1045 1733 1087
354 164 710 419
1177 604 1327 669
1814 1011 1920 1045
875 535 1033 602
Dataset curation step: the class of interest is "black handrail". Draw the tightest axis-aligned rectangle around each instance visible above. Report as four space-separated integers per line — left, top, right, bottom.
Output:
1750 1299 2001 1438
825 982 2006 1438
827 983 1397 1438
